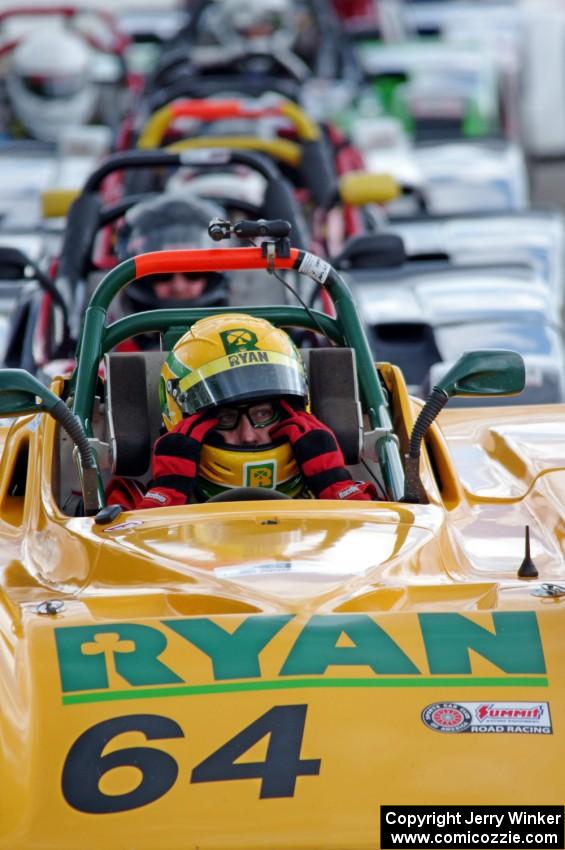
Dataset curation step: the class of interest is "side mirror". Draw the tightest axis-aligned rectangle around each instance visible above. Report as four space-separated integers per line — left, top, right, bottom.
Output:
332 233 406 270
339 171 401 206
0 368 62 417
436 350 526 398
0 246 33 281
0 369 101 515
402 350 525 503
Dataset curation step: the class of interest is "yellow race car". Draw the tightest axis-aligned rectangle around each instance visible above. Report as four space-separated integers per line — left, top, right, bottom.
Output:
0 225 562 849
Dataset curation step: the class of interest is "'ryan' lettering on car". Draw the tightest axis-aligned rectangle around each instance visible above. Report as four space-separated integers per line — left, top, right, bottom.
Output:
54 612 546 701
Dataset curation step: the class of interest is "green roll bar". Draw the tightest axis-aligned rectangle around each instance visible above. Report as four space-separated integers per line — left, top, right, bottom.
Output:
71 248 405 500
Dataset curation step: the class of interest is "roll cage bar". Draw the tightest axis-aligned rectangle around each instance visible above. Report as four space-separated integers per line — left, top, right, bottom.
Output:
137 97 321 148
70 246 405 501
134 97 336 206
56 147 308 327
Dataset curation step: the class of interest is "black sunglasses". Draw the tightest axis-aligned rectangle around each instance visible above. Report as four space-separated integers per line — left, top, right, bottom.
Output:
141 272 208 286
215 401 281 431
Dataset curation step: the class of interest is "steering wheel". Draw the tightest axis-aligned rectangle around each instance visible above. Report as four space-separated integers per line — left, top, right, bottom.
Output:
207 487 291 503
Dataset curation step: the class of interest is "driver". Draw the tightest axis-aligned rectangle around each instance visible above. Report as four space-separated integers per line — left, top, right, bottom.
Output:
106 314 378 507
5 26 97 142
114 194 229 351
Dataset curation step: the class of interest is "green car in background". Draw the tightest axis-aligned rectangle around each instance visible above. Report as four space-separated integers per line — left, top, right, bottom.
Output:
347 40 502 141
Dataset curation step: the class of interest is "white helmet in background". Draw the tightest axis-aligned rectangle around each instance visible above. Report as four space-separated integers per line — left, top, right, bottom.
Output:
6 27 97 142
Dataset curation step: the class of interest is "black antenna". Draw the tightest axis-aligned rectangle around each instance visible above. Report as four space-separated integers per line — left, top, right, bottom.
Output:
517 525 539 579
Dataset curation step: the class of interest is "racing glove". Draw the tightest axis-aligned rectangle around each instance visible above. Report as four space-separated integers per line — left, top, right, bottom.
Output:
270 400 378 501
104 477 147 511
138 411 219 509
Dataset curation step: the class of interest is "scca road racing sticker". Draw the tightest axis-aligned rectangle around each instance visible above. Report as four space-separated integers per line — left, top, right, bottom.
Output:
422 702 552 734
422 703 472 733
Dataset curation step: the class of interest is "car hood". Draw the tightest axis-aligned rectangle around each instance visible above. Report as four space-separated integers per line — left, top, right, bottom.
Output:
365 140 527 215
353 263 555 326
387 210 564 310
2 493 564 848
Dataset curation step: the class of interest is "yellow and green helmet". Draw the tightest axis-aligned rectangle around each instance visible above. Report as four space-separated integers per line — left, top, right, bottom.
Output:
160 314 308 498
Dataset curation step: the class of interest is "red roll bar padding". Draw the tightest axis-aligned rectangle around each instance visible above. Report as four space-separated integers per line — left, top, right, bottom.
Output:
0 6 78 21
0 38 17 58
169 99 281 122
134 247 300 277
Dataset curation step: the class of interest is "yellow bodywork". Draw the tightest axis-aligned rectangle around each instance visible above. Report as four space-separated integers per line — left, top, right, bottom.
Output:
0 370 564 848
338 171 401 206
41 188 80 219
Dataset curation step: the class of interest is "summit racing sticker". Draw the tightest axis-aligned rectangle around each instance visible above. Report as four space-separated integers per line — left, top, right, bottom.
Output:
422 702 552 734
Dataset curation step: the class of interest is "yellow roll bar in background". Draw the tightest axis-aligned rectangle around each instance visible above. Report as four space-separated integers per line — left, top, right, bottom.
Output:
138 97 320 150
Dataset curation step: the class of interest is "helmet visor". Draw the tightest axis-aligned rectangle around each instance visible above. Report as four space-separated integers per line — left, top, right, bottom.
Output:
22 73 85 100
173 352 306 414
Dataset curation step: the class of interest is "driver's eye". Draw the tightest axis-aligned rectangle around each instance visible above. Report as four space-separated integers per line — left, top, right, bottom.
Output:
216 409 238 429
249 404 275 423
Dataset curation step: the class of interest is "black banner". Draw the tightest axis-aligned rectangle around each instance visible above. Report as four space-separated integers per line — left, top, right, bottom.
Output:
381 806 564 849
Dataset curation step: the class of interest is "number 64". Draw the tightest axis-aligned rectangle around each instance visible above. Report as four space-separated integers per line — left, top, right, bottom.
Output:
62 704 321 814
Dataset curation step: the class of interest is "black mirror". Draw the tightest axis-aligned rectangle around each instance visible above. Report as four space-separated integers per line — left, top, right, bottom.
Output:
333 234 407 270
0 246 33 281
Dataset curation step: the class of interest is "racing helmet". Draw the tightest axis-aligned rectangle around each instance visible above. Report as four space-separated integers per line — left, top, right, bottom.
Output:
117 194 229 312
160 314 308 497
6 27 96 142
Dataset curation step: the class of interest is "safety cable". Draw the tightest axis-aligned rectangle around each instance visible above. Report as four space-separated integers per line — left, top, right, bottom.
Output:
246 237 335 346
